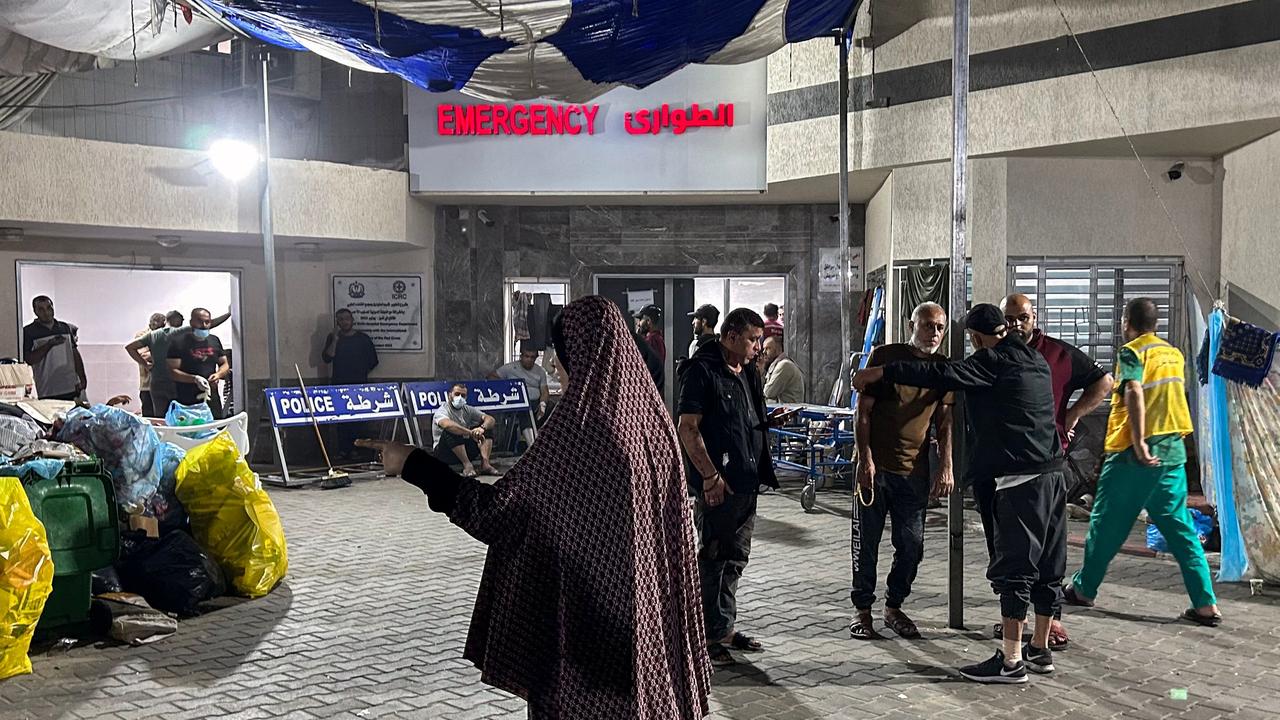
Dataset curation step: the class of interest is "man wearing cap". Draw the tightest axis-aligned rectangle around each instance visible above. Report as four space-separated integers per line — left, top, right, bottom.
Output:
634 304 667 365
853 304 1067 684
687 304 720 359
995 293 1114 650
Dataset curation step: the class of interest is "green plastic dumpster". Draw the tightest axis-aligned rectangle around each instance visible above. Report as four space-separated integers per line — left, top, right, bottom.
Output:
20 459 119 634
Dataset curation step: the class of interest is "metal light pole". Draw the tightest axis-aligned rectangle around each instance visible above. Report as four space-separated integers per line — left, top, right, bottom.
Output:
259 47 281 390
836 27 852 368
947 0 971 631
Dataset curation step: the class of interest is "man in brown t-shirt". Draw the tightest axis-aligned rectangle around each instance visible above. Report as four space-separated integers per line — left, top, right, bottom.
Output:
850 302 955 640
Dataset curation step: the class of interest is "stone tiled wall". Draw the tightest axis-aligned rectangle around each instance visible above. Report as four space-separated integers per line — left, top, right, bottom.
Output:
434 204 866 404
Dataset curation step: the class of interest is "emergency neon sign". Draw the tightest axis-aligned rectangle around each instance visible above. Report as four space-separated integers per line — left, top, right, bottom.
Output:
435 102 735 137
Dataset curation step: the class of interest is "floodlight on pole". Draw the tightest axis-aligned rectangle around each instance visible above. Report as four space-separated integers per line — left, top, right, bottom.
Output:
208 138 259 182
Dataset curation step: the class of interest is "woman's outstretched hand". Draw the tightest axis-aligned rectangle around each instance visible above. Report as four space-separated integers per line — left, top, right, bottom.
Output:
355 439 416 477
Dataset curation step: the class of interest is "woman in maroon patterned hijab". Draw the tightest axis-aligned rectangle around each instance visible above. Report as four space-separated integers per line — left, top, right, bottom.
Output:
361 295 711 718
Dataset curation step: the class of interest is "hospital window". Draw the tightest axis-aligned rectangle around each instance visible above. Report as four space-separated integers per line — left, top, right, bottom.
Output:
693 277 787 329
1007 259 1184 372
503 279 569 374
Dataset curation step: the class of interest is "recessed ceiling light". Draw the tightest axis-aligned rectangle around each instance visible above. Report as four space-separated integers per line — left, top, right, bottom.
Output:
0 227 23 242
296 242 320 252
156 235 182 248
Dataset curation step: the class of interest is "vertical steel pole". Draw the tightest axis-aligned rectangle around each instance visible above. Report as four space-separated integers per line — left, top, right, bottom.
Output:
837 28 852 372
948 0 971 630
260 48 281 390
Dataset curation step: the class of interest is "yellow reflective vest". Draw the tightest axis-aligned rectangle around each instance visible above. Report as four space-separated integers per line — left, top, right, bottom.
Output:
1104 333 1194 453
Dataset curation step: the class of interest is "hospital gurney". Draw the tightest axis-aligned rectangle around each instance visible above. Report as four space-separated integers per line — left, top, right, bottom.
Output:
767 402 859 512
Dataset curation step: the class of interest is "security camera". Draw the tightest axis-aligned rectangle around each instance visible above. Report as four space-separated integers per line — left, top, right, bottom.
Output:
1166 162 1185 181
477 209 495 227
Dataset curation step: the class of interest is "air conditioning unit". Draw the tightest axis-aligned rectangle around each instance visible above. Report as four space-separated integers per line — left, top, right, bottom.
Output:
232 42 321 102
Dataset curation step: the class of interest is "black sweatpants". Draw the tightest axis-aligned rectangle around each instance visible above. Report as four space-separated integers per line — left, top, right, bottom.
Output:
987 471 1067 621
433 431 482 466
851 472 930 610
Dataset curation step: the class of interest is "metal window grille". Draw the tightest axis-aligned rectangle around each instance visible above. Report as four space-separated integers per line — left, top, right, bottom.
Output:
1007 258 1183 372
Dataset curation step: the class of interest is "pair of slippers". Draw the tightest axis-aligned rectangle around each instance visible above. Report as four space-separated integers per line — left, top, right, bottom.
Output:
850 614 920 641
708 633 763 667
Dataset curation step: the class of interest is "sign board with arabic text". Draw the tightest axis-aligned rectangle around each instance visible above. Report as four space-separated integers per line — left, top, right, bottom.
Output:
265 383 407 427
332 275 423 352
403 379 529 417
408 61 765 194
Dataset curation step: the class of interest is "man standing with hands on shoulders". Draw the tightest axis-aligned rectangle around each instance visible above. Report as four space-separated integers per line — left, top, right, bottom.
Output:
677 307 797 667
850 302 954 641
854 304 1066 684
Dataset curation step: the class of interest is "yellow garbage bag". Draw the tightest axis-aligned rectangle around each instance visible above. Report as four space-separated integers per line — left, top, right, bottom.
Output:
175 433 287 598
0 476 54 681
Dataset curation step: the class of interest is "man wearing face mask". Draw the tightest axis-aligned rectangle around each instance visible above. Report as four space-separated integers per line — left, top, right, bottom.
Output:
853 304 1065 684
166 307 229 419
849 302 954 641
129 308 230 417
432 383 498 478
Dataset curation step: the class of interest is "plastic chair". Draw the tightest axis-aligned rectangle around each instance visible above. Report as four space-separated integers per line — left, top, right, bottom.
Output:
153 412 250 457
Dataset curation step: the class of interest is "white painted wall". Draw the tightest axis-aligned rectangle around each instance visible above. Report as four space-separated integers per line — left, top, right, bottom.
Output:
0 130 431 246
767 4 1280 184
1006 156 1219 303
1222 130 1280 318
864 155 1219 327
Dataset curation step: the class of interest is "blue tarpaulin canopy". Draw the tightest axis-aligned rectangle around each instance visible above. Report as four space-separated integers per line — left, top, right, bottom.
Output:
194 0 860 100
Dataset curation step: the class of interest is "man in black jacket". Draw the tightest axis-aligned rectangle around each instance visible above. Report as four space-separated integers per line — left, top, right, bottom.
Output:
677 307 793 667
853 304 1066 684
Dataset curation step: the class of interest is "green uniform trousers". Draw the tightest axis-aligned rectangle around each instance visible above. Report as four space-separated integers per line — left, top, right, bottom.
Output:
1071 459 1217 609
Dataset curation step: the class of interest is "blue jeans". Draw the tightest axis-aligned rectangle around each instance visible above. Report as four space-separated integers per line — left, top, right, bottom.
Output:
850 471 929 611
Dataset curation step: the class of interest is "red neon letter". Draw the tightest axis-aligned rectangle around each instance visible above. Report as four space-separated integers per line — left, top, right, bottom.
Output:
455 105 476 135
476 105 492 135
547 105 566 135
492 105 512 135
564 106 582 135
437 105 454 135
511 104 529 135
582 104 600 135
530 105 548 135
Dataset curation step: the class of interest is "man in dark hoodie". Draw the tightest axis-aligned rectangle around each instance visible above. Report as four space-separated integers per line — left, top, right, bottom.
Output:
854 304 1066 685
677 307 795 668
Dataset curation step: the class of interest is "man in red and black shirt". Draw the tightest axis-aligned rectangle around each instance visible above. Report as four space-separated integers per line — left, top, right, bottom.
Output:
980 293 1113 649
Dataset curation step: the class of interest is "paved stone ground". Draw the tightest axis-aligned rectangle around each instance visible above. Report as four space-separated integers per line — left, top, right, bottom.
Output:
3 473 1278 720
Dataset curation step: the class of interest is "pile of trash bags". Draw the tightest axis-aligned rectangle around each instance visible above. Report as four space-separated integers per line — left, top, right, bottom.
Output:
0 403 288 678
56 405 288 602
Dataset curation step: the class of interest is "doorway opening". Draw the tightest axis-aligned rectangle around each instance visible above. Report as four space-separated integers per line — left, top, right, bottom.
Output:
593 274 787 407
16 262 243 416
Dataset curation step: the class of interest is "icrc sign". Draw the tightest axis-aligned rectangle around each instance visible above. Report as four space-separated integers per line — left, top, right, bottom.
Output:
407 61 765 194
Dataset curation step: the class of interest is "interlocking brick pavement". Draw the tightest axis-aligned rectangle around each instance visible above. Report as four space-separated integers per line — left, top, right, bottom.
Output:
2 473 1277 719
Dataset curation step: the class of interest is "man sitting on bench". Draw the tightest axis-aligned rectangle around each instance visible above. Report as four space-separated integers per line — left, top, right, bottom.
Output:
432 382 498 477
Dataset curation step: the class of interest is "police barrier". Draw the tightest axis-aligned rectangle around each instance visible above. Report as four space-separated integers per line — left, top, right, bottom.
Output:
402 379 536 451
262 382 415 487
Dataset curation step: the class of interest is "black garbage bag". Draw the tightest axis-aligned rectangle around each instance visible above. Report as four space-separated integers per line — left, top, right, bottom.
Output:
117 530 226 616
91 566 124 596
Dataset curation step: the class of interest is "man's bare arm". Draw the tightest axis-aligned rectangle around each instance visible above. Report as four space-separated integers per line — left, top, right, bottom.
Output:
1065 373 1115 436
677 413 717 482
